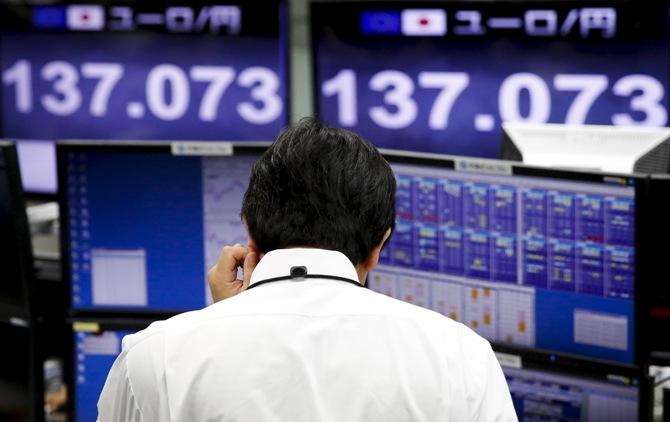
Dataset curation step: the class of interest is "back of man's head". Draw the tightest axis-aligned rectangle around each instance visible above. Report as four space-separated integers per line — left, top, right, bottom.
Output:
242 118 396 266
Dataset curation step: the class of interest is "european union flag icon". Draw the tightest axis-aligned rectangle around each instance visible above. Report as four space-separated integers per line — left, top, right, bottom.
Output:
361 11 401 35
33 6 66 29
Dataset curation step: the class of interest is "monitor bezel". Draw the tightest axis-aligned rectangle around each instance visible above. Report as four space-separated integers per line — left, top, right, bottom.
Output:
57 140 270 319
0 141 35 319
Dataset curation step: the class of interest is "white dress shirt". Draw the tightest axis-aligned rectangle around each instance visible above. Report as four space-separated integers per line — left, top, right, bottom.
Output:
98 248 517 421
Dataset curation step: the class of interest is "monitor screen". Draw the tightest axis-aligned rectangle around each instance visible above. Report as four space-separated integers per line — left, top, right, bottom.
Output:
312 1 669 156
1 1 288 194
60 143 264 313
0 143 32 314
16 140 57 194
370 156 638 364
504 365 639 421
74 326 138 421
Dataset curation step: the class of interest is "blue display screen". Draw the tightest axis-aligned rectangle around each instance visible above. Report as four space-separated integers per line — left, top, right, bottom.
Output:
0 2 287 193
65 147 259 312
370 162 636 363
1 33 286 140
313 2 669 156
74 329 136 421
503 366 638 421
65 145 637 363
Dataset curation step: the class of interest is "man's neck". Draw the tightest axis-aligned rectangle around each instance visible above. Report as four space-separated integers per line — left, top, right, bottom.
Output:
355 266 368 286
281 245 366 285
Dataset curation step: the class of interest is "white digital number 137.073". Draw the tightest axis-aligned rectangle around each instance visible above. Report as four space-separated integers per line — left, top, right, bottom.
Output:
2 60 283 124
322 69 667 129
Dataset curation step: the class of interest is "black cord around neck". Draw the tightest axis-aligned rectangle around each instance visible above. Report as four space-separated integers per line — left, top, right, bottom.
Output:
246 273 363 291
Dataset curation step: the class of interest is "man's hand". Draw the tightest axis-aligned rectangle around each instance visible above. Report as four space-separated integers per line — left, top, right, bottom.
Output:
207 244 259 303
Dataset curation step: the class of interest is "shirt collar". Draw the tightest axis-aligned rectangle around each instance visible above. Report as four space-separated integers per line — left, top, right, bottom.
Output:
249 248 361 287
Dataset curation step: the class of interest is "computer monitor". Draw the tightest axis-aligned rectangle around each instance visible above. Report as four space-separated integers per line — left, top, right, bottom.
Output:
503 363 642 421
71 319 151 422
500 123 670 173
0 141 34 318
645 175 670 355
0 316 36 422
58 141 268 314
0 1 289 194
371 151 643 365
70 320 647 422
311 1 669 157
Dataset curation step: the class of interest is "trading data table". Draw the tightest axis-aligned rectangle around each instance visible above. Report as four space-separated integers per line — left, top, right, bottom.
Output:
371 162 635 363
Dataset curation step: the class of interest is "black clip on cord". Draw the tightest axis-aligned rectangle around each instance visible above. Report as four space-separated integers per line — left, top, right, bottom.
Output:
246 266 362 291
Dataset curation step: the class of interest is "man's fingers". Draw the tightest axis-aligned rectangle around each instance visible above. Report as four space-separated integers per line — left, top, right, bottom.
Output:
215 245 250 281
208 244 259 302
242 252 259 289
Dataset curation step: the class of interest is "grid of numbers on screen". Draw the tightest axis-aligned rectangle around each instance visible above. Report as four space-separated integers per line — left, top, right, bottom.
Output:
380 165 635 300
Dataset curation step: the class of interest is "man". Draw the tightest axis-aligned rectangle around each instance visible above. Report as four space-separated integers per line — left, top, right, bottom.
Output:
98 118 517 421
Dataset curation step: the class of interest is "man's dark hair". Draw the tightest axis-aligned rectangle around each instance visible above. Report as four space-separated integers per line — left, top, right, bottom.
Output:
242 118 396 265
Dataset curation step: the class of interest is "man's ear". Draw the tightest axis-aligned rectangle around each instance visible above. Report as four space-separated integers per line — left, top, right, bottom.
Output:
243 216 261 257
362 228 392 272
247 234 258 253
